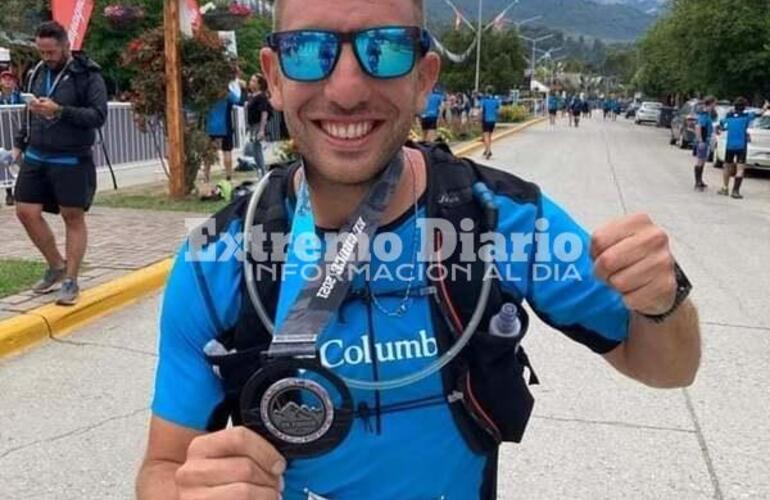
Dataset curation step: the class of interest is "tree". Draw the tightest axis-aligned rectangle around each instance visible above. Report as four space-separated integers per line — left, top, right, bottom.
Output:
635 0 770 102
233 15 272 78
0 0 49 36
83 0 164 96
436 27 526 93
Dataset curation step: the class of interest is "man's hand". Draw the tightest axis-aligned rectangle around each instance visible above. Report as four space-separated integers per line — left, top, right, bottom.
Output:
591 213 676 316
29 97 61 120
11 147 22 163
175 427 285 500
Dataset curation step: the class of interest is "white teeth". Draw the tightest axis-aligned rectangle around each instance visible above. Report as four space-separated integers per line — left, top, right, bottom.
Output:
322 121 374 140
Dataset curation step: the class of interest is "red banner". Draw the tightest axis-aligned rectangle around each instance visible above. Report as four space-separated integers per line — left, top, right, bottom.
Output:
181 0 202 37
52 0 95 50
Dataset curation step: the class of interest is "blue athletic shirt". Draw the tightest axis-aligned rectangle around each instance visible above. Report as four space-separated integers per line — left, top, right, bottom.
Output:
697 111 714 143
422 91 443 119
720 110 757 151
481 96 500 123
152 168 630 499
547 95 559 112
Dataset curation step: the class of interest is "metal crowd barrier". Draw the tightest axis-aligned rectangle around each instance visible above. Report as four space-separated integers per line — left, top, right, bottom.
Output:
0 103 166 170
0 102 285 173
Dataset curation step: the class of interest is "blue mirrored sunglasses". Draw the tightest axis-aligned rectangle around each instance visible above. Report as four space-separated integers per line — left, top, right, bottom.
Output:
266 26 432 82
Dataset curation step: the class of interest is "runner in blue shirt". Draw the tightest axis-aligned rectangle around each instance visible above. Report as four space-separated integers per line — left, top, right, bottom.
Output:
547 93 559 126
693 96 716 192
717 97 761 199
421 87 443 142
136 2 702 498
480 86 500 160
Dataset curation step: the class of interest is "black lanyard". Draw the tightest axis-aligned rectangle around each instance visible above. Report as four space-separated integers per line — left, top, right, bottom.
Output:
267 152 405 359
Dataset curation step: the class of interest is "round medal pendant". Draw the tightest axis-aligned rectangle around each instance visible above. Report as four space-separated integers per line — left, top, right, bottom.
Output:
240 358 354 458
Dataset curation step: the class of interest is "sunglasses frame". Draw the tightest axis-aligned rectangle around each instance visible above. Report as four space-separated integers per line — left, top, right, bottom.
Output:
266 25 432 83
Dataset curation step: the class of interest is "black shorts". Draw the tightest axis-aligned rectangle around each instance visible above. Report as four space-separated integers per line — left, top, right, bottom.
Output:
482 121 496 133
14 157 97 214
725 149 747 164
421 117 438 131
549 109 557 116
211 135 234 152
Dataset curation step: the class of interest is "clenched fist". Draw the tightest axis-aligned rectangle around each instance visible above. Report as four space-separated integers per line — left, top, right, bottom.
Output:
591 213 677 316
176 426 286 500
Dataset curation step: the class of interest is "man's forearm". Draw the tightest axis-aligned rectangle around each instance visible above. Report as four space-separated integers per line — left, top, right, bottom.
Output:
136 460 180 500
608 300 701 388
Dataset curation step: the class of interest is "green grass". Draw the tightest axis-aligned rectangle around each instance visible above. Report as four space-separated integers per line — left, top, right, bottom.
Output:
93 171 255 213
0 259 47 299
95 192 230 213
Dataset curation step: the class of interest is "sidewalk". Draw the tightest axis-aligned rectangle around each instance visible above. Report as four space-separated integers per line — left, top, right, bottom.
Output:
0 205 197 321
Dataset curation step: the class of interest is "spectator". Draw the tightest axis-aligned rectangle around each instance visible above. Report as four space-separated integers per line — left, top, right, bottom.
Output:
1 70 22 205
245 74 272 176
205 68 245 183
693 96 716 192
0 70 22 105
12 21 108 306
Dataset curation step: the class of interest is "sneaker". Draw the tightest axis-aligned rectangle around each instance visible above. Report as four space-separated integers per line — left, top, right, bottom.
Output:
717 187 729 196
4 192 14 206
56 278 80 306
32 266 67 294
731 192 744 200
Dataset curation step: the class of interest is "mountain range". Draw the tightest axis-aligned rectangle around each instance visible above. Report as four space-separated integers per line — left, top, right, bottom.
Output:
426 0 664 41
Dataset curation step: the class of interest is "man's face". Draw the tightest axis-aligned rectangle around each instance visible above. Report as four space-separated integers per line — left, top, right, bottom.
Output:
36 37 70 70
261 0 440 186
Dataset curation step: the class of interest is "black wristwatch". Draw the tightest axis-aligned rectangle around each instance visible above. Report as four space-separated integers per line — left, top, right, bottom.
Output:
641 262 692 324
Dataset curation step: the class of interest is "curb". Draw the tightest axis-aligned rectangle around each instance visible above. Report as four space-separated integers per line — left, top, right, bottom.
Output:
0 259 172 359
453 116 546 157
0 116 544 360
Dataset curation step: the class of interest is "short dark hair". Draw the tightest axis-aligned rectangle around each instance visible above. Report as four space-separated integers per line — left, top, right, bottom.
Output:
273 0 425 30
703 95 716 106
734 96 748 110
35 21 69 43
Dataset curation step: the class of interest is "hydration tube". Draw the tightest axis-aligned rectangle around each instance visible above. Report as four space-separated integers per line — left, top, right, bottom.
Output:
242 170 493 392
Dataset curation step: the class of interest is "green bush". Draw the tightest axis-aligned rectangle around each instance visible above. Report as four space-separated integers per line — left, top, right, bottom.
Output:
499 105 530 123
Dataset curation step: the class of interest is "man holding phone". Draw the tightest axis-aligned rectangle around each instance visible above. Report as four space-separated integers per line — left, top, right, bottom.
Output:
12 21 108 305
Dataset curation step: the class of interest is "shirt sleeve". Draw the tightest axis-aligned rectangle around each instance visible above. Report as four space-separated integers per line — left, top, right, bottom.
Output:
496 194 630 354
151 234 243 431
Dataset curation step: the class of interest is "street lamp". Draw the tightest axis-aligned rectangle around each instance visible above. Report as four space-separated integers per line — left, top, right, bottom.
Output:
519 33 553 88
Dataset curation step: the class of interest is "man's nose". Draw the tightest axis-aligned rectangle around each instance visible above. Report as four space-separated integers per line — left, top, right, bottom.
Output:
323 43 372 111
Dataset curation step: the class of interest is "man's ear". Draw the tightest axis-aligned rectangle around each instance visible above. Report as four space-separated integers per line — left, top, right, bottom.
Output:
260 47 284 111
416 52 441 113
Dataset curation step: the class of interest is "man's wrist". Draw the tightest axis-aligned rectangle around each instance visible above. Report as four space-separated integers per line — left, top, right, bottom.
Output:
640 263 692 324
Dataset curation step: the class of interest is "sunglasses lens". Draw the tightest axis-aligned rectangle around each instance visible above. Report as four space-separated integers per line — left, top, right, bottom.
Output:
355 28 416 78
277 31 339 82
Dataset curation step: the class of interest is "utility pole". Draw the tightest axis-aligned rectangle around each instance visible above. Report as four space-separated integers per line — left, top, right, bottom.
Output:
164 0 186 199
474 0 483 92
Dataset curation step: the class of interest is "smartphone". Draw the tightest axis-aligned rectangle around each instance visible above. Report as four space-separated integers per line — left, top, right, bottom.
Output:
21 93 38 105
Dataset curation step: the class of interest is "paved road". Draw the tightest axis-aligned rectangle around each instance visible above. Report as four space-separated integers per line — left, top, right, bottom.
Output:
2 116 769 499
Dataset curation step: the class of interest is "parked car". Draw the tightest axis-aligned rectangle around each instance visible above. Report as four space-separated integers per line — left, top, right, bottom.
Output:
625 102 640 119
635 101 663 125
670 99 700 149
714 111 770 171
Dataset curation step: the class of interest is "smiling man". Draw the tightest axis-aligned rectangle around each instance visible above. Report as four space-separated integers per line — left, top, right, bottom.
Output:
136 1 701 499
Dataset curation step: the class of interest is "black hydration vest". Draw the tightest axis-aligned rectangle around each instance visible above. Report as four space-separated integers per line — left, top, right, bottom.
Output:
199 143 541 499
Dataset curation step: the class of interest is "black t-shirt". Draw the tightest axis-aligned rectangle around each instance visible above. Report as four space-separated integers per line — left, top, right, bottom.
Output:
247 92 272 127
